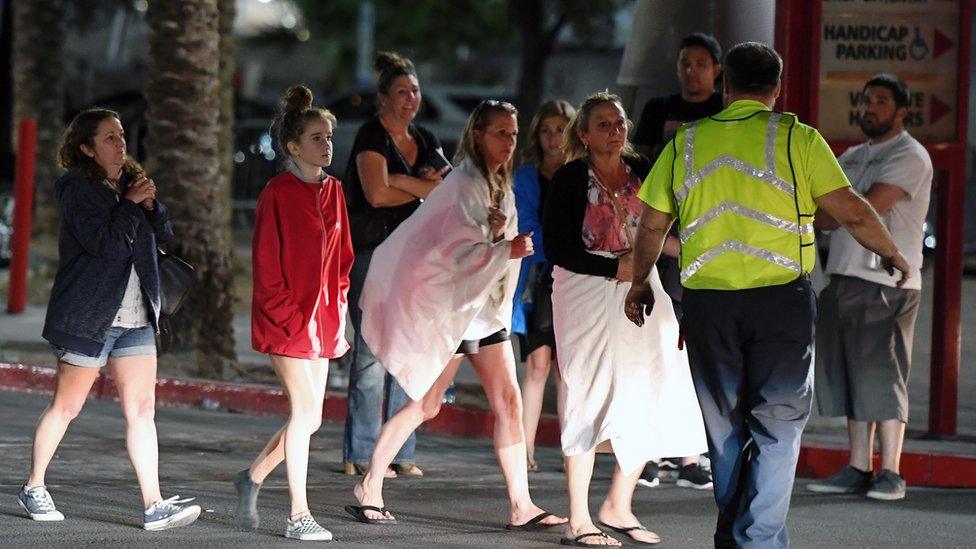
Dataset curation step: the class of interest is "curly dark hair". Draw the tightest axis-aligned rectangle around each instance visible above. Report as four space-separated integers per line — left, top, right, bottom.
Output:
58 108 144 190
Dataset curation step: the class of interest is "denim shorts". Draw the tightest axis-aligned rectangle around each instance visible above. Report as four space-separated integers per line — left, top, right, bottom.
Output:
52 325 157 368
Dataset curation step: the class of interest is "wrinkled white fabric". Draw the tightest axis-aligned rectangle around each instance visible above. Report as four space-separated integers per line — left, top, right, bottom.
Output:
553 259 707 475
360 159 519 401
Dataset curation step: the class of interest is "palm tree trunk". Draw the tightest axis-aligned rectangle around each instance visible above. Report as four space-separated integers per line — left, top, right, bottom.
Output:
12 0 66 240
145 0 235 378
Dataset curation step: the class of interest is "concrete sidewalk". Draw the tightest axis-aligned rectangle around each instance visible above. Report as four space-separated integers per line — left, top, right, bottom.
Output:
2 389 974 549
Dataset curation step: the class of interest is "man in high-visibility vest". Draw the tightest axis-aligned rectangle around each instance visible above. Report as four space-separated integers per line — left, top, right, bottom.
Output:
625 42 910 548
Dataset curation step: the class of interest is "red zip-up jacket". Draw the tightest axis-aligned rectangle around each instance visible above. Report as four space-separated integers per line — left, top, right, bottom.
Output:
251 170 354 359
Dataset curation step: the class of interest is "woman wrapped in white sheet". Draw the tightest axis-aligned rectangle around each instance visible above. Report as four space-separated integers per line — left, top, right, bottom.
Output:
348 100 567 531
543 92 707 547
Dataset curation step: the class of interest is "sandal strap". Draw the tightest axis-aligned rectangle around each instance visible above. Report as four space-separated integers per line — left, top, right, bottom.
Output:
359 505 384 513
522 511 552 526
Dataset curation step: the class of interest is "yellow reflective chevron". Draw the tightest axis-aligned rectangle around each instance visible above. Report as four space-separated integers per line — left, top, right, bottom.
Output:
672 110 816 290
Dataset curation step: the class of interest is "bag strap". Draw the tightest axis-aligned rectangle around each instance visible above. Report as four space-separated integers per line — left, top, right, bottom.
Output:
589 165 636 250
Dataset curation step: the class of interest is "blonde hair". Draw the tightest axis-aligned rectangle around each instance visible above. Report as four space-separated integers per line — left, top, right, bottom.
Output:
563 91 638 163
522 100 576 168
453 100 518 205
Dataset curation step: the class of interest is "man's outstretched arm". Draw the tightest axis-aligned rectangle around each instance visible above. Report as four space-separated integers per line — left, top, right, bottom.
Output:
625 205 674 326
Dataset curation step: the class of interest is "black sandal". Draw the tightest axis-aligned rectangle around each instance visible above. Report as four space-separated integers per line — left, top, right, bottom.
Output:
505 511 561 530
597 521 661 545
344 504 397 525
560 532 619 547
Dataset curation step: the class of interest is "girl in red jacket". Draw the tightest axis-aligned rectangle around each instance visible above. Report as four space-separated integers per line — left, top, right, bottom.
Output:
233 85 353 541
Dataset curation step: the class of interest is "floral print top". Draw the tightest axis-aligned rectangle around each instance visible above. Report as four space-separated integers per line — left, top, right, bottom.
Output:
581 163 643 254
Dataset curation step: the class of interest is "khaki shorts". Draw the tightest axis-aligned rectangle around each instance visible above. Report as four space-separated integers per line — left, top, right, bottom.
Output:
814 275 920 422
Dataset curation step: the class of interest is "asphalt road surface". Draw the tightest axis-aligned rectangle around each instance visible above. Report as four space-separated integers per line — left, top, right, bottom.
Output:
1 390 973 548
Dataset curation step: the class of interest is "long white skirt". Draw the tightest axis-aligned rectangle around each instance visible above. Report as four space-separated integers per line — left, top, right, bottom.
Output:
552 263 707 475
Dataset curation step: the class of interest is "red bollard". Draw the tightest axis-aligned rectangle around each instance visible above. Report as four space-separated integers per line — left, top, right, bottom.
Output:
8 118 37 314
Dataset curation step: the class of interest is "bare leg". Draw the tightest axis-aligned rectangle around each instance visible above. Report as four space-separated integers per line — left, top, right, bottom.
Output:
269 355 329 517
110 355 164 507
520 344 552 468
877 420 906 473
26 362 100 487
248 358 330 485
564 450 619 546
355 356 464 521
847 419 876 472
598 463 661 544
469 342 566 527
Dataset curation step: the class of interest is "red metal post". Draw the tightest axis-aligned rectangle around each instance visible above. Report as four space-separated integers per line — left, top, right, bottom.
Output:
927 0 971 438
8 118 37 314
929 153 965 437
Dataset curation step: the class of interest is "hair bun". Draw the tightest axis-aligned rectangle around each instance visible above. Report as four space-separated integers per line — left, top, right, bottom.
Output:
281 85 313 112
374 51 412 74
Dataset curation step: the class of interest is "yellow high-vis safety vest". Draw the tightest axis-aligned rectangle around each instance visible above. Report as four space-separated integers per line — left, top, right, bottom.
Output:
671 110 815 290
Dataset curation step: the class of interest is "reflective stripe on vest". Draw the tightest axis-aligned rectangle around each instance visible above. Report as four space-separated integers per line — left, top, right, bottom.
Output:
675 113 812 286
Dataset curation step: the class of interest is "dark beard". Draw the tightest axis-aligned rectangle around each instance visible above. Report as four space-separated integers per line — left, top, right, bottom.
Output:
860 117 893 138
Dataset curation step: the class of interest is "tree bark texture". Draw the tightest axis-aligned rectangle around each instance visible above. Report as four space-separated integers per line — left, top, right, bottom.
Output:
145 0 235 378
12 0 66 239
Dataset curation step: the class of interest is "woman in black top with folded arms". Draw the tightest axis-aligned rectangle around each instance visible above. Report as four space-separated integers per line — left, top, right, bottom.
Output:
342 51 449 478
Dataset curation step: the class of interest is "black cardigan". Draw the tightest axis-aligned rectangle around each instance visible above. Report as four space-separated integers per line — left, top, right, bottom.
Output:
542 155 653 277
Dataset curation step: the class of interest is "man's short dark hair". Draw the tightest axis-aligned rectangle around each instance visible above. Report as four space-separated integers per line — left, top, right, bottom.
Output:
680 33 722 64
864 73 910 109
723 42 782 95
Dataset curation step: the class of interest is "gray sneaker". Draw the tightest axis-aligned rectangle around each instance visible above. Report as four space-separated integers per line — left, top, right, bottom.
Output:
285 513 333 541
18 485 65 521
234 469 261 529
144 495 201 531
866 469 906 501
806 466 873 494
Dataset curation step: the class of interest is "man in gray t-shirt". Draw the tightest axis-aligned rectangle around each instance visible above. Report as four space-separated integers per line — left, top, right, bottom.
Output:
807 74 933 502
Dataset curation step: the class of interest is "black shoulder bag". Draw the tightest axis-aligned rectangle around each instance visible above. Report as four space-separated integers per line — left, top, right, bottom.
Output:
157 248 195 318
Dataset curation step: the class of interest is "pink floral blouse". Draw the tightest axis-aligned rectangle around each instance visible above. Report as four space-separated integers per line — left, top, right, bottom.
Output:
581 163 643 254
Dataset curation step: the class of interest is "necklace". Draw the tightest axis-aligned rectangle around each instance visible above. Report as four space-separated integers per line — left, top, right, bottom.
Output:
590 159 627 197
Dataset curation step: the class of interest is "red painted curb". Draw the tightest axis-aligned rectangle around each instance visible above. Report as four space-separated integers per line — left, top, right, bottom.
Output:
2 362 973 488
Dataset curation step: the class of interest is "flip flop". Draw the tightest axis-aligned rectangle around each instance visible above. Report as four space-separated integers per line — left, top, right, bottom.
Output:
505 511 560 530
560 532 619 547
344 504 397 525
597 521 661 545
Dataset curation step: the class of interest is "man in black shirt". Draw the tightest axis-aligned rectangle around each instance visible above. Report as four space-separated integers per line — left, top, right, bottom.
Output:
634 33 725 160
632 32 724 492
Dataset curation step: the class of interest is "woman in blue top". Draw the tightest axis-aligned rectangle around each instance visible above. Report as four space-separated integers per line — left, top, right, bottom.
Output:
511 100 574 472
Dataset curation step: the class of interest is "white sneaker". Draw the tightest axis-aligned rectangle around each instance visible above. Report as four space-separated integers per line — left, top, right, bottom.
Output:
144 495 201 531
286 513 333 541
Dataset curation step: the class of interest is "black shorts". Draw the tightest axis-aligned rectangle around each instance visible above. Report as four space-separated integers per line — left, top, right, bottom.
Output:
517 329 555 362
456 329 510 355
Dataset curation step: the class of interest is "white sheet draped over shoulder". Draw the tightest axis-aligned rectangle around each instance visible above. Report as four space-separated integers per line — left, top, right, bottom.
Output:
553 259 707 475
360 159 519 401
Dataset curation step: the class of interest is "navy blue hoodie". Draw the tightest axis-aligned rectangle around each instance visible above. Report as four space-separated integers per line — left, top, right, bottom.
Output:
42 170 174 356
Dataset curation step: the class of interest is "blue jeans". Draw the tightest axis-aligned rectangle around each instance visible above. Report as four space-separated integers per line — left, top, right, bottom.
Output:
342 249 416 464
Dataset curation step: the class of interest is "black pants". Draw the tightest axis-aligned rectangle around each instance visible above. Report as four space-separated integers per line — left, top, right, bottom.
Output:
683 277 816 549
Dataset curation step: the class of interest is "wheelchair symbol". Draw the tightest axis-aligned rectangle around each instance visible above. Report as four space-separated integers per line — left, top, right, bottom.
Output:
910 27 930 60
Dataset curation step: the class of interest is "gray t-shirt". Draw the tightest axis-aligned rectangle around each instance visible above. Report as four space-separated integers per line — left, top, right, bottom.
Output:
825 131 933 290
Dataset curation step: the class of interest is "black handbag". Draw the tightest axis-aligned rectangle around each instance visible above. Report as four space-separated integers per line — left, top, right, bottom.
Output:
157 248 195 318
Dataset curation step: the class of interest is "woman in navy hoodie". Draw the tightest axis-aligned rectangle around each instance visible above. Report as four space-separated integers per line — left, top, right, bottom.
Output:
19 109 200 531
